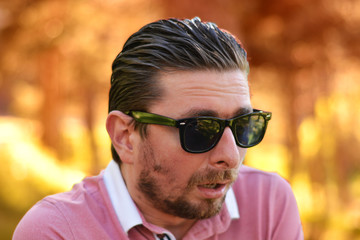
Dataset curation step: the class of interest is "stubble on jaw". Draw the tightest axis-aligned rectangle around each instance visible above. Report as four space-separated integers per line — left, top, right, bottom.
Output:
136 140 238 220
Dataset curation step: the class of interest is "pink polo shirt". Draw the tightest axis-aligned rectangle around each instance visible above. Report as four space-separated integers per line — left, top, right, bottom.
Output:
13 161 303 239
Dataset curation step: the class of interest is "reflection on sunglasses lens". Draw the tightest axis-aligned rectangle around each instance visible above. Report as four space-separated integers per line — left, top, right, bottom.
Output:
235 115 265 146
184 113 267 152
184 119 221 151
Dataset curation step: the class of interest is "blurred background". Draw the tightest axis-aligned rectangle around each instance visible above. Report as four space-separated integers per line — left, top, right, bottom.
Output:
0 0 359 239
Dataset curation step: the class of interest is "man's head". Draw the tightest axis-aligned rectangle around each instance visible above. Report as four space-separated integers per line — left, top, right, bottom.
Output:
105 17 267 222
108 17 249 164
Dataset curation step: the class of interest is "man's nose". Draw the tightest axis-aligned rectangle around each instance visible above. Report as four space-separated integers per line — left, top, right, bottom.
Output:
208 127 244 170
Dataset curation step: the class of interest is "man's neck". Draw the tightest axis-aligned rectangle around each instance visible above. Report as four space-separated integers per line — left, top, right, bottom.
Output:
140 207 197 240
121 166 197 239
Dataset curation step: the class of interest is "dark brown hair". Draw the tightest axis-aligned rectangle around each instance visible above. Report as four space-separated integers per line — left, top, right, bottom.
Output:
108 17 249 164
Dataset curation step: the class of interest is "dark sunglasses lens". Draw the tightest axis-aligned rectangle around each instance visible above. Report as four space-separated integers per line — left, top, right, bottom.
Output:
183 119 222 152
235 114 266 147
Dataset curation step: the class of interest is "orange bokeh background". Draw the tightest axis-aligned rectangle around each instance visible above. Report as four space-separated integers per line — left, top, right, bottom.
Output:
1 0 360 239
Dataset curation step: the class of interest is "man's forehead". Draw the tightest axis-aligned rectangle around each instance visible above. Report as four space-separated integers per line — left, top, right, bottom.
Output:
150 69 251 117
158 69 249 95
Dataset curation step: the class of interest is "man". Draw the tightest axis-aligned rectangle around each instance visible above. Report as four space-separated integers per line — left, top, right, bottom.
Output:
13 17 303 239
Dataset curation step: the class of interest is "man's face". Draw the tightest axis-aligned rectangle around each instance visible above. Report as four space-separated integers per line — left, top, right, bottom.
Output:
131 69 251 219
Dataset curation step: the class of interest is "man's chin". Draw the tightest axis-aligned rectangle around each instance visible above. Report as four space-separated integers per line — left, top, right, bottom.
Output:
196 197 226 219
164 195 226 220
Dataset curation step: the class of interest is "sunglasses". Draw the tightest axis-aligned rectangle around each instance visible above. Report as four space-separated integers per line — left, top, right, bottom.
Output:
125 109 272 153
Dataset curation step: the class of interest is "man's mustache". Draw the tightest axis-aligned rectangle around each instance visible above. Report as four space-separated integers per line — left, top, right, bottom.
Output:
187 168 239 188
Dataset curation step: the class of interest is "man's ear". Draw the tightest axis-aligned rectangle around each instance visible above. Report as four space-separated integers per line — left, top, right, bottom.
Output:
106 111 136 164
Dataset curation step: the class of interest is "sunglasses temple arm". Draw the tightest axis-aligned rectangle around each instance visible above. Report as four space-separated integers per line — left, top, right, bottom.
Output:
127 111 178 127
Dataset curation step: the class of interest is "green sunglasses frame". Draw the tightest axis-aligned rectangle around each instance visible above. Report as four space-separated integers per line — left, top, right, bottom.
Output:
125 109 272 153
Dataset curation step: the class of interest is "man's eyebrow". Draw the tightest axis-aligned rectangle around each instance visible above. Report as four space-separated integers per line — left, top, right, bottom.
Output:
233 107 253 117
180 107 253 118
181 109 218 118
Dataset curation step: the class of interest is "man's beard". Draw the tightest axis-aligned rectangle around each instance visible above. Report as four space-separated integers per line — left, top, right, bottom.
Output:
137 140 238 219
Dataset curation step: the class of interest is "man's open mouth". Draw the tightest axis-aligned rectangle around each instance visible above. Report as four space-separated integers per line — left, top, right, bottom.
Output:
199 183 225 189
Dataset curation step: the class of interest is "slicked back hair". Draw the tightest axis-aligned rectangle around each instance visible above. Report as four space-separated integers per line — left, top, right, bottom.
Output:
109 17 249 164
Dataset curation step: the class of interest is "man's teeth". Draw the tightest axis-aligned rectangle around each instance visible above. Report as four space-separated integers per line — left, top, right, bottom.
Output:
202 184 218 188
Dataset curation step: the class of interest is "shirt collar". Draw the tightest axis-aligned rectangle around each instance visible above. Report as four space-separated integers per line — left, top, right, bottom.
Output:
225 183 240 219
103 160 240 234
103 160 142 233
